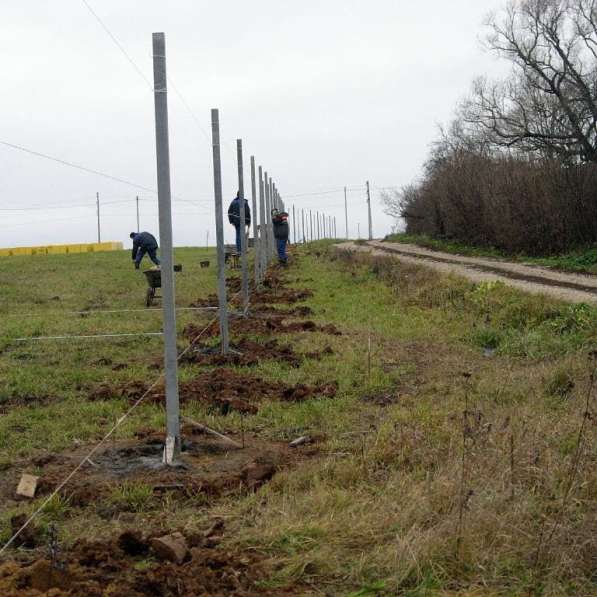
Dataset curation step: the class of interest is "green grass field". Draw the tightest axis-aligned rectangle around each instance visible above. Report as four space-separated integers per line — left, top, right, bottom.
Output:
0 244 595 595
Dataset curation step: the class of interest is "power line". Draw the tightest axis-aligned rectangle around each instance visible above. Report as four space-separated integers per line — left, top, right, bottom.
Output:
80 0 152 90
0 140 158 194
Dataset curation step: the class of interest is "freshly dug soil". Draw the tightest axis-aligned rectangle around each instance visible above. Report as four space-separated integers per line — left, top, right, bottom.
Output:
180 338 333 369
186 315 341 339
0 527 296 596
89 368 338 415
0 429 312 513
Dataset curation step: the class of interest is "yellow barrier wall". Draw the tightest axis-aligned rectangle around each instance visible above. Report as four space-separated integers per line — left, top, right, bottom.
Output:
0 241 124 257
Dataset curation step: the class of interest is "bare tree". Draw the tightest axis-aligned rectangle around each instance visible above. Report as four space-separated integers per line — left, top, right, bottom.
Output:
465 0 597 162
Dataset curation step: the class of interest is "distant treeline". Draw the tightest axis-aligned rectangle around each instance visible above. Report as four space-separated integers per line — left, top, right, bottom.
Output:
384 0 597 255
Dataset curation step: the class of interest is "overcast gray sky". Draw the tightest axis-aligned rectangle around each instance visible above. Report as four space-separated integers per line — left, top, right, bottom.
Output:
1 0 507 249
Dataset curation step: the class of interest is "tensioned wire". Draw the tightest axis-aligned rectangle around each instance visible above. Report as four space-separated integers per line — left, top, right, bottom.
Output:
0 286 246 556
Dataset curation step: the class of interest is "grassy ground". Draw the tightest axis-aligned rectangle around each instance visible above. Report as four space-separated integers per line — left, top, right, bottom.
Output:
384 232 597 274
0 244 595 595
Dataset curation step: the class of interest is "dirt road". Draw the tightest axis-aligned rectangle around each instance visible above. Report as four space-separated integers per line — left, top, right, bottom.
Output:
339 240 597 304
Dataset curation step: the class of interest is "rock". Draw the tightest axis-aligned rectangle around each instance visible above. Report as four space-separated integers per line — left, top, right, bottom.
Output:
16 473 38 498
289 435 311 448
150 532 189 564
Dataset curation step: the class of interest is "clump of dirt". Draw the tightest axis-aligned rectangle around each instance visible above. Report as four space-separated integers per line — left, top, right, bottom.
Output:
0 393 57 414
251 304 314 318
181 338 303 368
0 525 291 596
360 391 399 406
187 315 341 339
281 382 338 402
190 294 219 308
181 338 333 369
250 287 314 304
88 380 147 402
89 368 338 415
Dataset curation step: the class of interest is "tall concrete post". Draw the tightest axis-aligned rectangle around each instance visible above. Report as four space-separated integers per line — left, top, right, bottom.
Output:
211 109 229 353
264 172 271 263
236 139 249 313
309 210 313 241
258 166 267 276
250 156 259 285
268 178 275 257
367 180 373 240
301 208 306 243
136 195 140 232
96 192 101 243
344 186 348 239
152 32 180 460
292 205 296 244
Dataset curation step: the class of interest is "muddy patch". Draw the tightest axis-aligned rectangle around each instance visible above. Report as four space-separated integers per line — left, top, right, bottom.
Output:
0 429 308 514
180 337 333 368
186 315 341 339
0 525 293 596
89 368 338 415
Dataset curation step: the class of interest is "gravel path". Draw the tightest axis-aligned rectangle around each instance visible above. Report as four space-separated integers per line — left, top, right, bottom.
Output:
338 240 597 304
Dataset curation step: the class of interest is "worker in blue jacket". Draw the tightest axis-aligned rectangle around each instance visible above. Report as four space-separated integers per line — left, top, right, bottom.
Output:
227 192 251 253
130 231 160 269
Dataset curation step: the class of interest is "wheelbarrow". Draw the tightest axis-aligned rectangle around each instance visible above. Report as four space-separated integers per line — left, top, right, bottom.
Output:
143 265 182 307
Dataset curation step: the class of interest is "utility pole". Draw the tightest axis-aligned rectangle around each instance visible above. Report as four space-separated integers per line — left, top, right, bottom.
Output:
211 108 229 354
96 192 101 243
136 195 140 233
237 139 249 314
152 32 180 461
344 186 348 239
358 223 361 239
250 156 259 286
366 180 373 240
206 230 209 248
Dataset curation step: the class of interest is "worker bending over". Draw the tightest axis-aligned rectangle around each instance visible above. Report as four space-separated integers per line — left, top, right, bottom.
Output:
130 231 160 269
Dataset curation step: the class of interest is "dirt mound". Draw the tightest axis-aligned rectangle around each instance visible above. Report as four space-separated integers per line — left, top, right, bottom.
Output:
180 338 333 369
0 432 302 514
187 315 341 339
181 338 303 368
251 304 314 317
0 526 292 596
0 394 57 413
190 294 219 308
89 369 338 415
250 287 314 304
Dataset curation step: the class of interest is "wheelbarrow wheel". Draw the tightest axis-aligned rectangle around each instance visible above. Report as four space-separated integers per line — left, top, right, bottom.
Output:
146 287 155 307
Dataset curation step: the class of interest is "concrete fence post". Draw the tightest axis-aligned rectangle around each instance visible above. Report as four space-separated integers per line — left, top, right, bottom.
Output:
211 108 229 353
236 139 249 313
152 32 180 460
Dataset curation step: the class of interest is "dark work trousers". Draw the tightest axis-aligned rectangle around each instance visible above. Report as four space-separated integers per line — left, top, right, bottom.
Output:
136 246 160 267
276 239 288 262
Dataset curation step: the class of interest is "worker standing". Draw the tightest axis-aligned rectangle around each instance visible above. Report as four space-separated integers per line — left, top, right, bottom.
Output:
272 209 290 265
227 192 251 253
130 231 160 269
